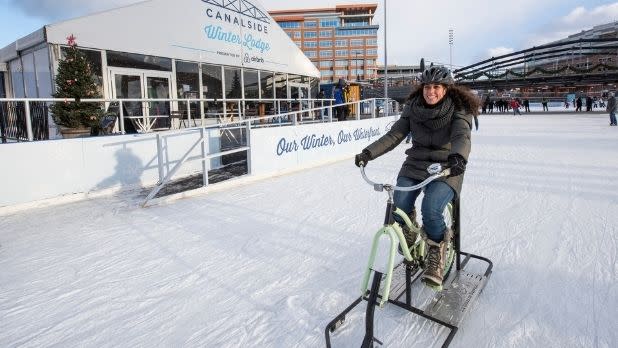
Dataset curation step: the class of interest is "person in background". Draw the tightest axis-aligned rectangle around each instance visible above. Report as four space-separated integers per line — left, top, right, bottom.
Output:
606 92 617 126
523 98 530 112
510 98 522 116
542 97 549 112
354 66 480 287
575 97 583 112
333 81 346 122
586 96 593 112
316 89 325 119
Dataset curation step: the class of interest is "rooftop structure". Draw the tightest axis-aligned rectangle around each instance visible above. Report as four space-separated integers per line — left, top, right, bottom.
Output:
455 21 618 90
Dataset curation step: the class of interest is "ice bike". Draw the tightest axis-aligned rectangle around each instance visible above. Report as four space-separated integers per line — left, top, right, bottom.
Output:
325 163 493 348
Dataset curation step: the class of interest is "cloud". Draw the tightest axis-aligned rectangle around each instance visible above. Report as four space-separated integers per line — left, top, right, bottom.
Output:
487 47 514 58
6 0 141 21
528 2 618 46
561 3 618 26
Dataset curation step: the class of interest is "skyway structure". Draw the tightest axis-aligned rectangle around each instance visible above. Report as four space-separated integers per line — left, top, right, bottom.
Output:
454 38 618 90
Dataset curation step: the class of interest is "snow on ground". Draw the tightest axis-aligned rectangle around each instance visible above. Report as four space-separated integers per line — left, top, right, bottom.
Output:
1 112 617 348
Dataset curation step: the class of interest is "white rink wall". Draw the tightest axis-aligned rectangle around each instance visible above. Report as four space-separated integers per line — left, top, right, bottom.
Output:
0 129 221 207
0 116 398 207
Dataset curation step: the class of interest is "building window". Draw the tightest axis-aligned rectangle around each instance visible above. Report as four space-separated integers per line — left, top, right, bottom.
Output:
319 50 333 58
32 48 53 98
335 69 348 76
21 52 37 98
275 73 287 99
224 67 242 99
305 51 317 58
366 49 378 56
366 38 377 46
243 69 259 99
304 21 317 28
319 30 333 38
319 41 333 48
321 70 334 76
319 61 334 68
335 60 348 67
176 61 199 99
294 31 301 39
304 41 317 48
304 31 317 38
279 21 300 28
9 59 25 98
201 63 222 116
107 50 172 71
201 63 223 99
335 50 348 57
335 40 348 47
336 28 378 36
260 71 274 99
350 39 363 47
350 49 364 56
320 19 339 27
61 47 103 96
345 21 369 27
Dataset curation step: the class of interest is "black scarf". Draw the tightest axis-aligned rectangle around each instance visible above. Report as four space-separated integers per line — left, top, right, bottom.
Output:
409 96 455 130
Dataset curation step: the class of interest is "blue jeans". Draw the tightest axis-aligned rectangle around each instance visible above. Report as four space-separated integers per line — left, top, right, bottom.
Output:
610 112 616 125
393 176 455 243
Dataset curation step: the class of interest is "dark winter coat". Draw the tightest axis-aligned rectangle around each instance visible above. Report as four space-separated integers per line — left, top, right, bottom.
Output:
363 96 472 198
607 96 617 113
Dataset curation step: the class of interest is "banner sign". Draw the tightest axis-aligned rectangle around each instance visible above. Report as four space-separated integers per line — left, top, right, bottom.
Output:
250 117 398 175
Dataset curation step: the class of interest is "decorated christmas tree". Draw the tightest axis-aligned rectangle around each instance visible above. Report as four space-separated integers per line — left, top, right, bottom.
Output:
51 34 102 129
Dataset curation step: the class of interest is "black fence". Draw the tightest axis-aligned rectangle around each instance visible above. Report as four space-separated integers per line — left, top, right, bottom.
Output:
0 101 49 143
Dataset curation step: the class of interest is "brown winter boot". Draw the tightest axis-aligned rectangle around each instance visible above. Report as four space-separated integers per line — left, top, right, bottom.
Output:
422 229 453 287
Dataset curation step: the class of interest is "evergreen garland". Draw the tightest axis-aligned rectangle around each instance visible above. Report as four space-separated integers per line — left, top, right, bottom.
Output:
51 36 102 128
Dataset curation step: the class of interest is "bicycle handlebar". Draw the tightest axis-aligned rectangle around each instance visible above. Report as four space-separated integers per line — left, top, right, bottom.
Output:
359 163 450 192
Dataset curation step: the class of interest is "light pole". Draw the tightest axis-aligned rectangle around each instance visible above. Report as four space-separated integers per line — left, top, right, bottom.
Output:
383 0 388 103
449 28 454 69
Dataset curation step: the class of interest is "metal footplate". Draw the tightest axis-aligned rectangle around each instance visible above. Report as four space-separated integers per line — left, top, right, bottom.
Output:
378 261 422 301
423 270 488 326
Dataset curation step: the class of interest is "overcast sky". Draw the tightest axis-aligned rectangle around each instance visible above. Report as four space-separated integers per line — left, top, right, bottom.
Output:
0 0 615 67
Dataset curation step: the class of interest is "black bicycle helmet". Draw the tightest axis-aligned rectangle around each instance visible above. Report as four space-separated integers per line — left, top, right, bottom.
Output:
420 66 454 85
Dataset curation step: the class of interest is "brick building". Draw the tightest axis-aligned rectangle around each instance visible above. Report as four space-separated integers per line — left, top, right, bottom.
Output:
269 4 379 83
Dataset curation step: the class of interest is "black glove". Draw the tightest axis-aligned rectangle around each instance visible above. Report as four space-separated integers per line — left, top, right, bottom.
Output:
355 150 372 167
447 154 467 177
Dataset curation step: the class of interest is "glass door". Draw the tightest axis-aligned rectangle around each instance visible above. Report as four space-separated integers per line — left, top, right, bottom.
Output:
145 74 171 129
110 69 143 133
288 82 311 120
109 68 172 132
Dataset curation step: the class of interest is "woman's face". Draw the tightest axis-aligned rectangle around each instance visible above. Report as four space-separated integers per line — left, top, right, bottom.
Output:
423 84 447 105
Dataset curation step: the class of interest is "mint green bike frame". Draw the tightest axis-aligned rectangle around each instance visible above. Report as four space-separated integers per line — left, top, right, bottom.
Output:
360 202 454 307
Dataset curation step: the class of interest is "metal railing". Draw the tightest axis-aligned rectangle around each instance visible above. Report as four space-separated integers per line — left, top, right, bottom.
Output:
142 98 400 206
0 97 400 143
0 100 49 142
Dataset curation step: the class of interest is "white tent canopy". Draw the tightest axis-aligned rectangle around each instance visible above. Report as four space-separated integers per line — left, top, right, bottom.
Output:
3 0 319 77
